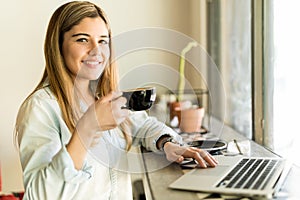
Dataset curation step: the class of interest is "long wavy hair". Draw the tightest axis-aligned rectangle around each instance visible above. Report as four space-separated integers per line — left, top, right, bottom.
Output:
17 1 132 150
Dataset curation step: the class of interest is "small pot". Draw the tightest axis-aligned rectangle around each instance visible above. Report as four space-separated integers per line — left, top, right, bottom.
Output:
169 101 191 124
179 107 205 133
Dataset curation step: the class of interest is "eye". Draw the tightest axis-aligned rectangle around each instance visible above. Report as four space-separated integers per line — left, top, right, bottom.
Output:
99 39 109 45
76 38 88 43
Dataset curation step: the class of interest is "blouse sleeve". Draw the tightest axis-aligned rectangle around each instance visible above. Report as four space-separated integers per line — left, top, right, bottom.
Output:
16 93 94 199
123 111 182 152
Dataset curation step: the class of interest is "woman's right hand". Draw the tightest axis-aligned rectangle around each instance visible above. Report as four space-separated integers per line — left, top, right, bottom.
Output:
67 91 129 169
94 91 129 131
76 91 129 138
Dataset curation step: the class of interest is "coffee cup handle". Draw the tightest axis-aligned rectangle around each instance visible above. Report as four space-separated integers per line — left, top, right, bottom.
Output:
121 105 130 110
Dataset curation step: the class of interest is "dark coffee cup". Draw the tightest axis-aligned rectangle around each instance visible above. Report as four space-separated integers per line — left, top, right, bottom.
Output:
122 87 156 111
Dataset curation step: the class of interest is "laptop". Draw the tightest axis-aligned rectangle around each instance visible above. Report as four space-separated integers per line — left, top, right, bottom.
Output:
169 155 290 199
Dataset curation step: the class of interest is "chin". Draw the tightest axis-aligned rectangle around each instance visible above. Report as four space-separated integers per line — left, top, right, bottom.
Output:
79 69 104 81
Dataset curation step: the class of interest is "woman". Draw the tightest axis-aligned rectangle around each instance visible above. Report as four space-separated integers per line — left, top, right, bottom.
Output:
15 1 218 199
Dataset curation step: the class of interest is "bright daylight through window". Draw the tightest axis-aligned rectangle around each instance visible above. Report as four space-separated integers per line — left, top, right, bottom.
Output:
273 0 300 166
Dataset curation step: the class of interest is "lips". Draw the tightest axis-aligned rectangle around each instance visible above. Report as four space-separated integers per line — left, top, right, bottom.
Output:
83 60 101 65
82 60 103 68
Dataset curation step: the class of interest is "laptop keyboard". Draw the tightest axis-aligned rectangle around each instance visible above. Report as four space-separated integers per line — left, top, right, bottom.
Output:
217 158 282 190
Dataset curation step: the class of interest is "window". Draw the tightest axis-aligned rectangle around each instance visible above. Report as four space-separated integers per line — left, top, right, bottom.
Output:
207 0 252 138
273 0 300 166
207 0 300 167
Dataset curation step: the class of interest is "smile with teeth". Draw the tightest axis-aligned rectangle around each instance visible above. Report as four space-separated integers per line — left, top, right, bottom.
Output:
83 60 101 65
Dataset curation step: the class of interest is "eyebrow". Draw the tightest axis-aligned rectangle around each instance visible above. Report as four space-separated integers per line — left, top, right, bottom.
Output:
71 33 109 38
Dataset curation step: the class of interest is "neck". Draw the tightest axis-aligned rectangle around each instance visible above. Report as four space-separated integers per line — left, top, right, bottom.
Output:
74 80 95 106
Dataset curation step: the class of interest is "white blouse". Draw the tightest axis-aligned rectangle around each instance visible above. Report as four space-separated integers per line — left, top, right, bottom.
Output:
15 86 181 200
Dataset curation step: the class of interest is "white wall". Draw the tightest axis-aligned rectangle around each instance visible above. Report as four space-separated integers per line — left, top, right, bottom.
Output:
0 0 202 192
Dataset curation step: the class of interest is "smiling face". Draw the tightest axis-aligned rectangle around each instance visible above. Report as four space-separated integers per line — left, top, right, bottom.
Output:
62 17 110 82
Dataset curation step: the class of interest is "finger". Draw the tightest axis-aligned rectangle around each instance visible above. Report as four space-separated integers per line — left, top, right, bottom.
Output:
201 154 218 167
99 91 122 103
199 149 208 157
165 148 184 163
171 146 217 167
166 152 182 162
111 106 130 125
195 149 218 167
111 97 129 117
114 114 129 125
175 156 184 163
184 148 209 168
118 109 130 118
207 154 219 165
177 148 208 168
111 96 127 109
193 153 208 168
110 91 125 103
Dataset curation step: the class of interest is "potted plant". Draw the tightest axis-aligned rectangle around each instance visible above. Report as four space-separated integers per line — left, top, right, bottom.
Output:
177 41 198 102
169 41 205 133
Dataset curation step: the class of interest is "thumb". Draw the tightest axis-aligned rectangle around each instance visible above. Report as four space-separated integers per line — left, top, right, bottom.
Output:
98 91 122 103
175 156 184 163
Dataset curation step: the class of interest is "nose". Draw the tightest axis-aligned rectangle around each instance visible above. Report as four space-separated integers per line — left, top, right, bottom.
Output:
89 44 101 57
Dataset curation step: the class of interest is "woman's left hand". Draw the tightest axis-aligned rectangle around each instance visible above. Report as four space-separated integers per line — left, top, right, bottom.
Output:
163 142 218 168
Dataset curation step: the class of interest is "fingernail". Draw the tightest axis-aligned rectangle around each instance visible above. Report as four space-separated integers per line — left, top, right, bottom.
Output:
201 163 207 168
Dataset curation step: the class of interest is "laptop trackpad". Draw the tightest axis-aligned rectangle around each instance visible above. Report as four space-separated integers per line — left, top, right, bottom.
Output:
169 165 231 191
191 165 230 177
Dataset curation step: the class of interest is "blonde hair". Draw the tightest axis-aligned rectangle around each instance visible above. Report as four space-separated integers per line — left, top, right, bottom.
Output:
18 1 132 150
